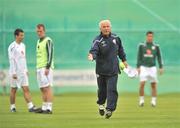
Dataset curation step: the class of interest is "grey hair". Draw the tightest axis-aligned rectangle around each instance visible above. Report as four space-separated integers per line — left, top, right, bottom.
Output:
99 20 111 28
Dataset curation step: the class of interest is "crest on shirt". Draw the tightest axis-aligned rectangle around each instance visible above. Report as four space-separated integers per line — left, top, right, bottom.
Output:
112 39 116 44
152 46 155 50
21 51 24 55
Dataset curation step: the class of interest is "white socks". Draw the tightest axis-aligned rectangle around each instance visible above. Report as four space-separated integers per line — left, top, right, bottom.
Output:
139 96 157 105
47 102 52 111
42 102 47 111
151 97 157 106
27 102 34 109
11 102 34 110
42 102 52 111
10 104 16 110
139 96 144 102
151 97 156 102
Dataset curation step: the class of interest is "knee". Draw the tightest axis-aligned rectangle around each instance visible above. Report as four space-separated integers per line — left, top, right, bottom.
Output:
11 88 17 94
23 87 30 93
151 85 156 89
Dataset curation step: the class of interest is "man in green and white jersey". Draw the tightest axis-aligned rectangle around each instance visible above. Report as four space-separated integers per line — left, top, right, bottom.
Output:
137 31 163 107
35 24 54 114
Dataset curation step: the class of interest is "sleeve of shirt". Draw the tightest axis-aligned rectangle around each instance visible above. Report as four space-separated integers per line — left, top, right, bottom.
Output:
46 40 53 69
156 45 163 68
137 44 143 68
89 39 99 60
8 45 16 74
117 37 126 62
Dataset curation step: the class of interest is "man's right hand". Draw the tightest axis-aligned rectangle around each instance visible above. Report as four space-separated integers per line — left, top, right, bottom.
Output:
12 74 17 79
88 53 93 61
137 68 141 75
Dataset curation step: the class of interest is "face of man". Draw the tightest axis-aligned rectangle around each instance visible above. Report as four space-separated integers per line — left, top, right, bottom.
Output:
36 27 45 38
100 21 111 36
16 32 24 43
146 33 153 43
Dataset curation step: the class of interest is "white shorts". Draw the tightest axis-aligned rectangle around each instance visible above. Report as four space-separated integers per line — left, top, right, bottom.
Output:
139 66 158 83
9 73 29 88
37 68 53 88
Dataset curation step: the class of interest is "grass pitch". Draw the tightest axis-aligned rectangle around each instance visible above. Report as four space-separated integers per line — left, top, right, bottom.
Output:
0 93 179 128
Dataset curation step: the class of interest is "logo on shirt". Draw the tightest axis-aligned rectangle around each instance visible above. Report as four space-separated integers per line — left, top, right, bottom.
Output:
21 51 24 55
152 46 155 50
144 49 153 57
112 39 116 44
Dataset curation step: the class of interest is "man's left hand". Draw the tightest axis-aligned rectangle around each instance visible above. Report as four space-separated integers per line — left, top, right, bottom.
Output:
45 68 50 76
159 68 163 75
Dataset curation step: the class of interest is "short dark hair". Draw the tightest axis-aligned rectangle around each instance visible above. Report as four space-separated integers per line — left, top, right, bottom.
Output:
14 28 24 36
37 24 45 31
146 31 154 35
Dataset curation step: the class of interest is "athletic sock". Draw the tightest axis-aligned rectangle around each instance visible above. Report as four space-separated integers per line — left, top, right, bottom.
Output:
27 102 34 109
47 102 52 111
152 97 156 102
10 104 16 110
140 96 144 102
42 102 47 111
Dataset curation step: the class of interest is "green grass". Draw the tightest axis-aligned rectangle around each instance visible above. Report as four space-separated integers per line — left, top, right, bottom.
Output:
0 93 180 128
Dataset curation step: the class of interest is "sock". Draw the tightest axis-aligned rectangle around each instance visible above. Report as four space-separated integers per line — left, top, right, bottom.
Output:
99 104 105 109
152 97 156 102
46 102 52 111
140 96 144 101
27 102 34 109
42 102 47 111
10 104 16 110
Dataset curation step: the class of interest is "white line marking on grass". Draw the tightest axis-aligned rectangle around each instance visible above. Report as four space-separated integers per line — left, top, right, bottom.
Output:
133 0 180 33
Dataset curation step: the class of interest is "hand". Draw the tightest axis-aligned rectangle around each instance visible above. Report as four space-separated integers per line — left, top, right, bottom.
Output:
88 53 93 61
12 74 17 79
122 61 128 68
44 68 49 76
159 68 163 75
137 68 140 75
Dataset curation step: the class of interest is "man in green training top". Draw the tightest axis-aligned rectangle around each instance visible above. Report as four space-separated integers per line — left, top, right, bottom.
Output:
137 31 163 107
35 24 54 114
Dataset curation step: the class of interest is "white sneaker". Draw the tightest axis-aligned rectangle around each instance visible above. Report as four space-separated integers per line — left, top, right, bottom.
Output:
151 100 156 107
139 100 144 107
99 105 105 116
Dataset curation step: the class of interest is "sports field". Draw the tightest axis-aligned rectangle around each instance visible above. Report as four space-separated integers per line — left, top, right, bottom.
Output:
0 0 180 128
0 93 179 128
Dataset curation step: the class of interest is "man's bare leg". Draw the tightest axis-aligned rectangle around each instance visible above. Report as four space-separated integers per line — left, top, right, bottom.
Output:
139 81 146 106
151 82 157 107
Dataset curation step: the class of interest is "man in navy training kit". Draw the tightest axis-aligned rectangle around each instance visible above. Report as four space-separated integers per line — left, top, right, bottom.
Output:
88 20 128 119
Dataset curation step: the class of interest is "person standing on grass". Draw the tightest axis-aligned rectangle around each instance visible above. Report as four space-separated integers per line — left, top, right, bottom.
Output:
8 28 37 112
35 24 54 114
137 31 163 107
88 20 128 119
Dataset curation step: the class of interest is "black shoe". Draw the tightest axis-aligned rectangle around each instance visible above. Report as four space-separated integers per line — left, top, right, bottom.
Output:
11 108 16 112
105 110 112 119
99 105 105 116
29 106 39 112
139 103 144 107
35 108 52 114
42 109 52 114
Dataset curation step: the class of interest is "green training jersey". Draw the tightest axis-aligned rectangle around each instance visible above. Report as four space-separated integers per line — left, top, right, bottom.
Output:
36 36 54 69
137 42 163 68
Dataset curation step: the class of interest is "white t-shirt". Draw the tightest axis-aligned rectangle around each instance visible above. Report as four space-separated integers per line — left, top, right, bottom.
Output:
8 41 28 75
